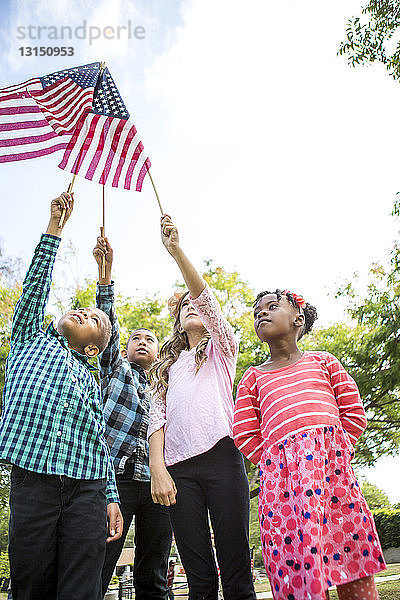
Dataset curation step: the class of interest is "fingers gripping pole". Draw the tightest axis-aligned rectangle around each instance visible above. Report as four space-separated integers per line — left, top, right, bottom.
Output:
58 173 76 229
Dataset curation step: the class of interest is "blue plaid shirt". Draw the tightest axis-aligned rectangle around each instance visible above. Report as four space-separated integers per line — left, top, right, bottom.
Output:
0 234 119 504
96 283 151 482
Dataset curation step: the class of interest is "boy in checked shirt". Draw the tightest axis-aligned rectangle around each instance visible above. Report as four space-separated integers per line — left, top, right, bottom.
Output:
1 193 122 600
94 236 172 600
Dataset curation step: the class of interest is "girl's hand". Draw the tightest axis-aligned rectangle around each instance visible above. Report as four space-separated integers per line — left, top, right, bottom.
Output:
161 214 180 256
150 465 177 506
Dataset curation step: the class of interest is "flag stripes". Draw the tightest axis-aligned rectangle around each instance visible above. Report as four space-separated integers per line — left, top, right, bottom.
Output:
29 77 93 134
0 65 97 164
1 63 150 191
59 112 151 191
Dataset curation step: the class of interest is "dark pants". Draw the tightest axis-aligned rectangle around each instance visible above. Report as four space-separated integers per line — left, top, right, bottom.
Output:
102 479 172 599
9 465 107 600
167 437 256 600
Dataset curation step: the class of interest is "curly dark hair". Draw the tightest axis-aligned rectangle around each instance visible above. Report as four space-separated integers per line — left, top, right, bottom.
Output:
253 289 318 339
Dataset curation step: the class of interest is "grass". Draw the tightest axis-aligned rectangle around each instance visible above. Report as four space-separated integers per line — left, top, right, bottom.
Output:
329 581 400 599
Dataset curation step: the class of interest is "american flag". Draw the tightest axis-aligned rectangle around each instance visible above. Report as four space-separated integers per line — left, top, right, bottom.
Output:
58 67 151 191
0 63 99 163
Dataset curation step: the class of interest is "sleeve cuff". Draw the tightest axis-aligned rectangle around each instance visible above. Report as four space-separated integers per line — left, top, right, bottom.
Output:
147 419 166 440
106 479 120 504
40 233 61 252
96 281 115 302
189 282 209 303
106 492 120 504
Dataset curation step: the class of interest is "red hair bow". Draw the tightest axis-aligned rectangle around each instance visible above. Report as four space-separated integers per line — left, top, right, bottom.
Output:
282 290 306 308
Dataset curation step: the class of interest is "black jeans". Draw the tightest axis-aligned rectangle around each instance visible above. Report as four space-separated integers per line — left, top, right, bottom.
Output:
167 437 256 600
102 479 172 599
9 465 107 600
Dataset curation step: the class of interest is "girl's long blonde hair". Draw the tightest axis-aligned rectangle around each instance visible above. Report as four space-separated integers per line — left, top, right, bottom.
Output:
149 292 211 396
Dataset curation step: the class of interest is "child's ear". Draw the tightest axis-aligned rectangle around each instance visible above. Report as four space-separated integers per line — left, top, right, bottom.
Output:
84 344 99 358
294 313 305 329
121 349 128 359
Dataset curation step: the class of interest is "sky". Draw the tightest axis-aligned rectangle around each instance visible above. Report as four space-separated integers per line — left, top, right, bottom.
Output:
0 0 399 501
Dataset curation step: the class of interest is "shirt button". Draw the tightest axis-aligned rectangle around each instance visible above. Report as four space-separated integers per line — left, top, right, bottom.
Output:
64 402 69 408
57 431 62 437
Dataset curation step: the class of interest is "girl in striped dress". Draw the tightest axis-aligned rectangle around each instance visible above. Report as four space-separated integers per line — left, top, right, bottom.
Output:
233 290 385 600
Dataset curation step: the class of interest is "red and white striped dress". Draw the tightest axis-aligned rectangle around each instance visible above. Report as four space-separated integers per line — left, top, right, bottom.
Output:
233 351 385 600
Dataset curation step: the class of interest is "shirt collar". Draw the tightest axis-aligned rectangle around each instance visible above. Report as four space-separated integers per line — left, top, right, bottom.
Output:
47 321 98 371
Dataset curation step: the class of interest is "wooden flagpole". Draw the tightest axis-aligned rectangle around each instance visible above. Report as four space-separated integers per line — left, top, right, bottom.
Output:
58 62 105 232
100 185 106 278
58 173 76 230
148 169 164 215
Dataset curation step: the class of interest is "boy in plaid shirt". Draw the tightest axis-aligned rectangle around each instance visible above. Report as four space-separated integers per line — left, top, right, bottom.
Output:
93 236 172 600
1 193 122 600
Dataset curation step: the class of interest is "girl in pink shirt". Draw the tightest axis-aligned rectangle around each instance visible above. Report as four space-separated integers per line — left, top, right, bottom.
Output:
233 290 385 600
148 215 256 600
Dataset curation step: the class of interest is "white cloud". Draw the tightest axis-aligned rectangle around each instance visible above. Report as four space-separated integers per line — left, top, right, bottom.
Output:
144 0 400 323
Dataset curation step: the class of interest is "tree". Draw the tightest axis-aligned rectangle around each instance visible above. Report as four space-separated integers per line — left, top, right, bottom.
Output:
302 201 400 465
338 1 400 81
361 480 392 509
201 260 268 388
69 277 173 348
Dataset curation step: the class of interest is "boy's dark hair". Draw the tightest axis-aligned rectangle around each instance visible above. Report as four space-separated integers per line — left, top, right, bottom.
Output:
98 315 112 352
253 289 318 339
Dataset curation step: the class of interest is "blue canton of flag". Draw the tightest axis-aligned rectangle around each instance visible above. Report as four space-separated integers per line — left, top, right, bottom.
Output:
92 68 130 120
40 62 101 91
59 65 150 191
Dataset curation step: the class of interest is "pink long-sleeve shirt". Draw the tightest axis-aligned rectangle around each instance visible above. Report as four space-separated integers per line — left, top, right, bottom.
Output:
148 285 238 466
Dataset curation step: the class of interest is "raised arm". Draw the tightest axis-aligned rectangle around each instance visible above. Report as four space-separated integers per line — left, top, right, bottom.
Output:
160 214 237 357
94 237 122 376
161 214 205 298
11 193 74 345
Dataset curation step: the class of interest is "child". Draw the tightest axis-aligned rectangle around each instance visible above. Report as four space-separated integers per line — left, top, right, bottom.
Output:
1 193 122 600
166 559 175 599
233 289 386 600
93 236 172 598
148 215 256 600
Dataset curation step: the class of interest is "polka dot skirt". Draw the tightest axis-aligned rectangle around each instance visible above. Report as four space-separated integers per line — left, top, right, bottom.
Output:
258 425 386 600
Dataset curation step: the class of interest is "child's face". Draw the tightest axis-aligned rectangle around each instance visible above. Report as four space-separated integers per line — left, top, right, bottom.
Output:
178 296 206 334
126 329 158 370
57 307 108 357
253 294 303 342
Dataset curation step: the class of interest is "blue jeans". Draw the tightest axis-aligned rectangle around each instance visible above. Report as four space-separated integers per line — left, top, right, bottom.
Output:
102 478 172 600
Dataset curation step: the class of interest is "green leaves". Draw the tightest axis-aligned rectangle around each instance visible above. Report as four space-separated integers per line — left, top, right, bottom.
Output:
338 1 400 80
